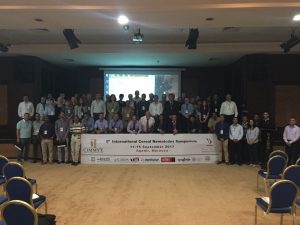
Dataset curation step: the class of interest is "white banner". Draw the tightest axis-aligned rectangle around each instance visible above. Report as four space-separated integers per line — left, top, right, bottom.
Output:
81 134 218 164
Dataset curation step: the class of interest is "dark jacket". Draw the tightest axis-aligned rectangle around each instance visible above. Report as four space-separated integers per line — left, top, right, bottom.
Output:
215 121 229 140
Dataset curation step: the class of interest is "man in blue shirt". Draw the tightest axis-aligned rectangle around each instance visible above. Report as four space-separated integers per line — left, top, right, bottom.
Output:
81 113 94 133
215 114 230 165
95 113 108 133
109 113 123 133
16 113 33 162
180 97 194 133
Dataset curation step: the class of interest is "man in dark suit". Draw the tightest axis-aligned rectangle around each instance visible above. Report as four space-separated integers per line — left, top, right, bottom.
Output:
260 112 273 168
155 114 168 134
163 93 180 119
168 114 181 135
135 94 149 119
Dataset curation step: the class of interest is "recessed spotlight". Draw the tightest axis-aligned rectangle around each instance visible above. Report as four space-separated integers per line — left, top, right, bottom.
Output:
34 18 44 22
205 17 214 21
123 25 130 31
293 14 300 21
118 15 129 25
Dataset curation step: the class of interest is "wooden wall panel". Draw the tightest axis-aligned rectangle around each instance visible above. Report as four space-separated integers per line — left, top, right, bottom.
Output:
0 85 8 125
275 85 300 127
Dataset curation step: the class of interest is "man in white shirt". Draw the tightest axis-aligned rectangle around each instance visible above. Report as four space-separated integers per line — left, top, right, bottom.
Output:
127 115 142 134
149 95 163 117
149 95 163 128
18 95 34 118
220 94 238 124
139 111 155 133
36 97 47 120
283 117 300 164
229 117 244 165
90 93 106 119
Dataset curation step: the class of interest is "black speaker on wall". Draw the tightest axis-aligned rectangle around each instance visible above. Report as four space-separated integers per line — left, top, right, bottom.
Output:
63 29 82 49
185 28 199 49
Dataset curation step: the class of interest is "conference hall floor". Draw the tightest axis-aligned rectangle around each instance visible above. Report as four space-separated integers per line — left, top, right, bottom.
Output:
21 163 296 225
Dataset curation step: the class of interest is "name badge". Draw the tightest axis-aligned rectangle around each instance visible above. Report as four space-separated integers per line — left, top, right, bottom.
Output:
44 130 48 135
111 108 114 113
185 110 188 114
142 106 145 110
68 109 71 114
60 127 64 132
220 130 223 135
215 108 217 112
126 113 130 118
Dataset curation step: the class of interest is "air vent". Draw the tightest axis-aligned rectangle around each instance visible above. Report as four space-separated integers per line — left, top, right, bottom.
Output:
34 28 50 32
209 57 218 61
222 27 240 32
64 58 75 62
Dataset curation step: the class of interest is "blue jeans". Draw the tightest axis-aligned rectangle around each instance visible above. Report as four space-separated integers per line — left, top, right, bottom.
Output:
19 138 31 161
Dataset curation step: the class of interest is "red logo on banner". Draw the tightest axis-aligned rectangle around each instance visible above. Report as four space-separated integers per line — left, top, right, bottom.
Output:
161 157 176 162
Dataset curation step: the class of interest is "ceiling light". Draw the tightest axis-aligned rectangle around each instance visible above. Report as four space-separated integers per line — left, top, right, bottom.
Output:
123 25 130 31
293 14 300 21
118 15 129 25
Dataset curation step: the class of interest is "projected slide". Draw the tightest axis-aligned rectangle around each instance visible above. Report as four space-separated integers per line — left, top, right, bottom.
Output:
104 70 181 100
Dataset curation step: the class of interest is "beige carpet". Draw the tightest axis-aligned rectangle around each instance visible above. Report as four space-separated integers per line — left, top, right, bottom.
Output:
20 162 296 225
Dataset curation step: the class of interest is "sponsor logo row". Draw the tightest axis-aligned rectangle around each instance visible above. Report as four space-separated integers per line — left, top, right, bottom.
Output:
87 156 213 163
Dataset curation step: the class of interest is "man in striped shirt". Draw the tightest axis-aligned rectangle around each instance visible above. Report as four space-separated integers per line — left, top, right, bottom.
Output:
70 116 85 166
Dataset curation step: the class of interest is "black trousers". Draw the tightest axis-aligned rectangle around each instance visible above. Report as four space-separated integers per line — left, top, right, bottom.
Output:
181 117 189 133
242 139 249 163
229 140 242 164
260 133 272 166
286 140 300 165
32 135 41 161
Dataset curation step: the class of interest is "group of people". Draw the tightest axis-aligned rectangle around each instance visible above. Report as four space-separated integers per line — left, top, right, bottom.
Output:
216 113 300 167
15 91 300 167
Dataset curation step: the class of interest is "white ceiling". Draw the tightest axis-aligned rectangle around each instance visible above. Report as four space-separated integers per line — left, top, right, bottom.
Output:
1 0 300 66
